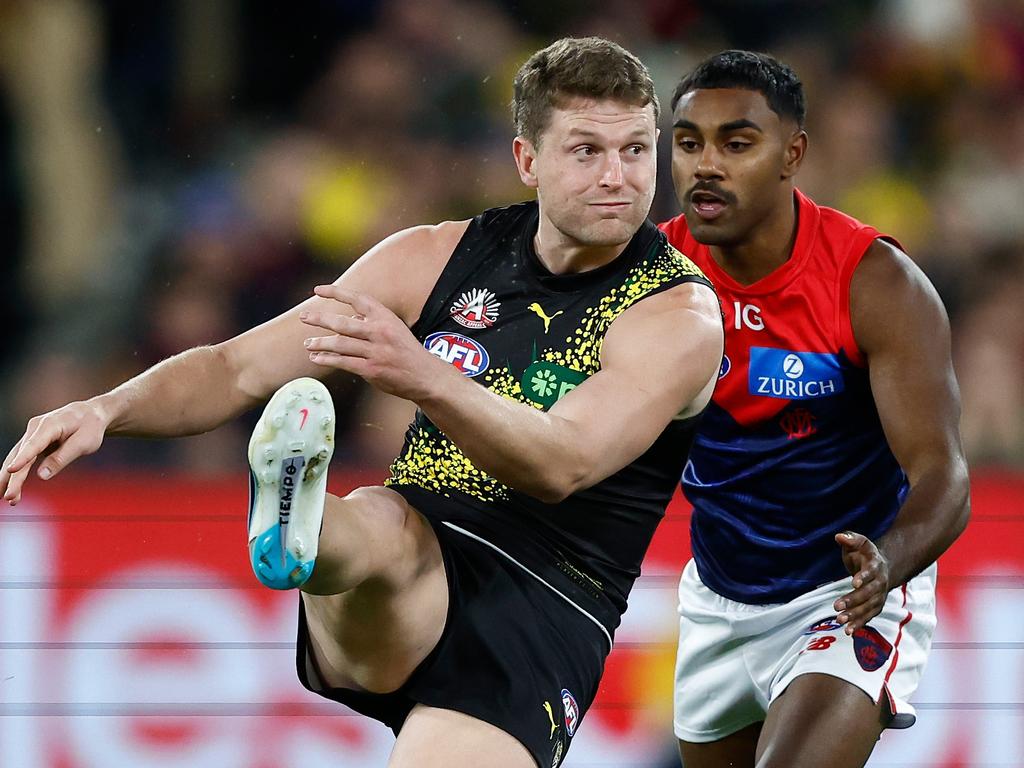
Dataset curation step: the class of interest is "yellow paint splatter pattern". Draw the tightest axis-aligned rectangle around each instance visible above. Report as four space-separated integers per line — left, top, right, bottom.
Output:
543 242 705 374
386 241 707 502
386 366 524 503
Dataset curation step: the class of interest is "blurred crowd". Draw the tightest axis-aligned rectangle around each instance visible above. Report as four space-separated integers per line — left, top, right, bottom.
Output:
1 0 1022 477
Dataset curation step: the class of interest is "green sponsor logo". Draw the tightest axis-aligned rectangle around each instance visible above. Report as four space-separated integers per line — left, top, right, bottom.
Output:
522 362 588 409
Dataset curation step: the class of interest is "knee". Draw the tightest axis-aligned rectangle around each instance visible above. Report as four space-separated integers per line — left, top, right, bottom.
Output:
340 486 411 534
333 486 440 586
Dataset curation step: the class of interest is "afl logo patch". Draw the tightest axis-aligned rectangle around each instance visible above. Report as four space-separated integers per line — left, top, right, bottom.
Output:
424 332 489 377
561 688 580 737
804 616 843 635
719 354 731 379
450 288 500 329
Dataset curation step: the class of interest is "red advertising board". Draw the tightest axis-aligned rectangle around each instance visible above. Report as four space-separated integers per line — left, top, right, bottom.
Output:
1 471 1021 766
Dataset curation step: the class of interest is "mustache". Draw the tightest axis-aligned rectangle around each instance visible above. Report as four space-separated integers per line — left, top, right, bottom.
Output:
685 182 736 206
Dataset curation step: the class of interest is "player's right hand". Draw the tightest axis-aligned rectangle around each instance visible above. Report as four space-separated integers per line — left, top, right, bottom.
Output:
1 401 109 506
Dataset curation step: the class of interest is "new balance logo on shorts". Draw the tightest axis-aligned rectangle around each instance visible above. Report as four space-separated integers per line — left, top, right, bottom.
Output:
806 636 837 651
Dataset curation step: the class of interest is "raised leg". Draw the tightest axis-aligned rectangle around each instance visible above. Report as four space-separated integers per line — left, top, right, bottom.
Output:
301 486 449 693
247 378 449 693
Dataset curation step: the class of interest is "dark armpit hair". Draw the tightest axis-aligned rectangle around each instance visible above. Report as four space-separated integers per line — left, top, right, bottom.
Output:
672 50 805 127
512 37 659 146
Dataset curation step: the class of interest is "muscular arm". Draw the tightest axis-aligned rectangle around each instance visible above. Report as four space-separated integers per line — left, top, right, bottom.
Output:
833 240 969 631
1 221 465 501
423 282 721 500
307 280 723 502
845 240 970 591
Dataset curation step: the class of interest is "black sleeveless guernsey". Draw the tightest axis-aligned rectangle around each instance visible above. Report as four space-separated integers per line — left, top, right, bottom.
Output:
386 201 713 639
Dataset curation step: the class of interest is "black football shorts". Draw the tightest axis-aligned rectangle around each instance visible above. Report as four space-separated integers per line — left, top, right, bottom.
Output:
295 491 611 768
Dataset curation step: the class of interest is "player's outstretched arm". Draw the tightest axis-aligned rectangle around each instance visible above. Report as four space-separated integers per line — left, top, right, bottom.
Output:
831 239 970 633
0 221 463 505
304 280 723 502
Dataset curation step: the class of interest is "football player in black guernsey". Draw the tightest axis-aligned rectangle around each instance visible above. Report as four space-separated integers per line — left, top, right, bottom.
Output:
2 37 722 768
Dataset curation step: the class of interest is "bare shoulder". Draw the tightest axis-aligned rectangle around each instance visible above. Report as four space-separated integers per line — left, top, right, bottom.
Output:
852 239 929 291
598 279 722 418
664 279 721 320
378 219 472 257
616 279 721 327
850 238 950 357
338 219 472 324
605 280 723 359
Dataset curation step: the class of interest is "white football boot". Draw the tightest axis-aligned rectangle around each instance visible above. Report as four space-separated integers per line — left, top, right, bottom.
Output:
247 377 334 589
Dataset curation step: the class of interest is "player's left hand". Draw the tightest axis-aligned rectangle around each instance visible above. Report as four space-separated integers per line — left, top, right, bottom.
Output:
833 531 891 635
300 285 449 400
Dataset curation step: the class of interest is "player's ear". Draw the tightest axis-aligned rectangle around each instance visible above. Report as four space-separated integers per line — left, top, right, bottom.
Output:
513 136 540 189
781 129 807 180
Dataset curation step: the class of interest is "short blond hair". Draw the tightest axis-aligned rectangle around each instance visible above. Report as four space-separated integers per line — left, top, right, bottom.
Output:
511 37 659 146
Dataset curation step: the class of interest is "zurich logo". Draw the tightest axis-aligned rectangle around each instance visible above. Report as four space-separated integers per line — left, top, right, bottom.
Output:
424 332 489 377
782 354 803 379
749 347 845 400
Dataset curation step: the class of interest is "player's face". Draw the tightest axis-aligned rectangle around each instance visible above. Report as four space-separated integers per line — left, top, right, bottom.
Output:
515 98 658 248
671 88 803 246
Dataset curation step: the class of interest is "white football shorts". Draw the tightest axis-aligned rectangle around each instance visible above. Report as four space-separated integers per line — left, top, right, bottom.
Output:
673 558 937 742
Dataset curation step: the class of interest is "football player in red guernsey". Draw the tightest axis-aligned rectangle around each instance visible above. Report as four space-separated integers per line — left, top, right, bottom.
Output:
660 50 970 768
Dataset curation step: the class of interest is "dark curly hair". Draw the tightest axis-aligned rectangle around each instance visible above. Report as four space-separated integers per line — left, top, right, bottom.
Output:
672 50 805 127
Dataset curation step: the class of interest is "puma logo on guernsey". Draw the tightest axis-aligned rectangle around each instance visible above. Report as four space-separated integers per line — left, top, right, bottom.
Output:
528 303 563 333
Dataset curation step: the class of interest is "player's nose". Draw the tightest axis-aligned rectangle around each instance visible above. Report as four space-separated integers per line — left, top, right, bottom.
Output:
599 153 624 188
694 145 724 179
